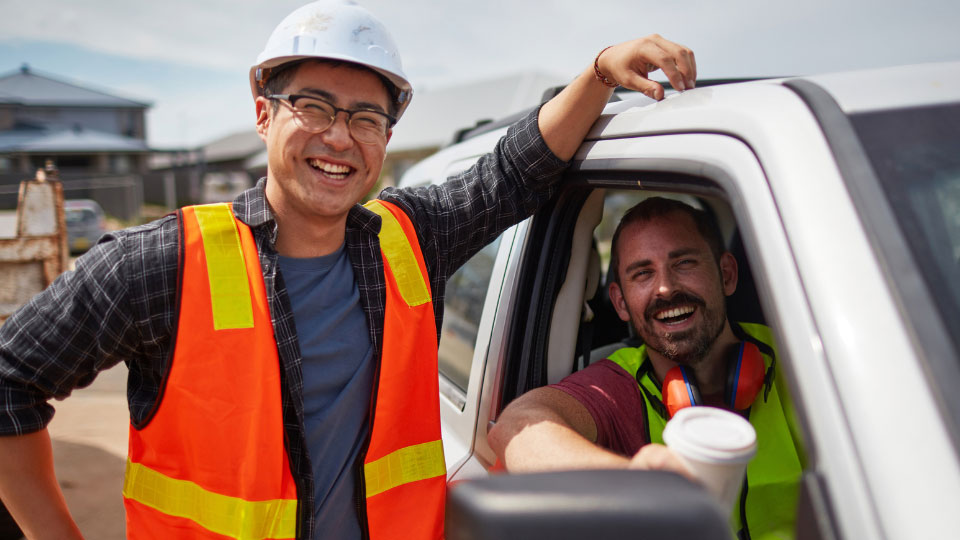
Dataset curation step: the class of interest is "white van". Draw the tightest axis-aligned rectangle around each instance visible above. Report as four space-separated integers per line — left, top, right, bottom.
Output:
399 62 960 540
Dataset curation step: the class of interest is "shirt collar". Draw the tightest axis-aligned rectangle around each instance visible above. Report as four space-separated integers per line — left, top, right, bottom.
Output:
232 178 278 244
347 200 382 237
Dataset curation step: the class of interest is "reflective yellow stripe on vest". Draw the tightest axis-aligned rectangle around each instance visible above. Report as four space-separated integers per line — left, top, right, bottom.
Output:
365 200 431 307
123 460 297 540
363 439 446 498
193 203 254 330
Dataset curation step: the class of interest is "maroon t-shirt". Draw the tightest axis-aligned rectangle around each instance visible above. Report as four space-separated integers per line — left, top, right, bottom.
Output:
549 359 651 456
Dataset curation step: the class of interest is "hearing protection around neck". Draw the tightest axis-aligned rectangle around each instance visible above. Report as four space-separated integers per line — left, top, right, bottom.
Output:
662 340 766 418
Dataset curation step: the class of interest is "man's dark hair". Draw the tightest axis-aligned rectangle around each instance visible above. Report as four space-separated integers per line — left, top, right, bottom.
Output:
608 197 725 286
260 59 400 117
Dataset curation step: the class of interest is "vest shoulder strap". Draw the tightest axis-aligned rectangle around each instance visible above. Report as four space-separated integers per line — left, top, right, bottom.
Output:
607 346 645 376
181 203 254 330
364 199 431 307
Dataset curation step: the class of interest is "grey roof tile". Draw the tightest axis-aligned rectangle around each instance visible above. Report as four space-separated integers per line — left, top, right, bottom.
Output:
0 126 149 152
0 65 150 108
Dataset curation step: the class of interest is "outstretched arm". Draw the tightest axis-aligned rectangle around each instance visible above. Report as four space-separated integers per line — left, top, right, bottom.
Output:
538 34 696 161
489 387 626 472
488 386 690 476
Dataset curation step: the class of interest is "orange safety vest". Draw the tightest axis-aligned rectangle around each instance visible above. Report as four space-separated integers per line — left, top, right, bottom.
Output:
123 203 298 539
122 201 446 539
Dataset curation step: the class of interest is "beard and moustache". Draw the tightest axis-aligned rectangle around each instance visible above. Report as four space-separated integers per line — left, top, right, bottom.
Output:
630 291 727 367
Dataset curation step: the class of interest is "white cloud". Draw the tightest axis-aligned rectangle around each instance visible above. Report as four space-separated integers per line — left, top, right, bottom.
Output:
2 0 293 70
7 0 958 82
3 0 958 146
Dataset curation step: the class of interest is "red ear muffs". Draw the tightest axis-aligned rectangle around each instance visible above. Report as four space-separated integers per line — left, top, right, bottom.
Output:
725 341 765 411
663 366 701 418
661 341 766 418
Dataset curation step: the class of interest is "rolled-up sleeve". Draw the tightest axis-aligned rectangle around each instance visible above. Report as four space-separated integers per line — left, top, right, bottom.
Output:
550 359 651 456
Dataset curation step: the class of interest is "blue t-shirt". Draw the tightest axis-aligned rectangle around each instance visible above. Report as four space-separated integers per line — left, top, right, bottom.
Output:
278 244 374 540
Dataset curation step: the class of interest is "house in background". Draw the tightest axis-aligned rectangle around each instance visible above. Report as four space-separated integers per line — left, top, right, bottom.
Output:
0 66 566 221
0 64 151 220
145 130 263 208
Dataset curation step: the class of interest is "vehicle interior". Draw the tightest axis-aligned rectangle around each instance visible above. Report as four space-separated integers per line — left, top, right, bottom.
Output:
431 168 803 432
422 87 834 537
463 175 817 538
494 179 775 403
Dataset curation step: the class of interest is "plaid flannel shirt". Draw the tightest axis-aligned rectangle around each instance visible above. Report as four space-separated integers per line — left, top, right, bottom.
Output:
0 108 567 538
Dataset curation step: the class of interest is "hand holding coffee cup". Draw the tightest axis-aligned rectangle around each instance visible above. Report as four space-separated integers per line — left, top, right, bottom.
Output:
628 442 697 481
662 406 758 512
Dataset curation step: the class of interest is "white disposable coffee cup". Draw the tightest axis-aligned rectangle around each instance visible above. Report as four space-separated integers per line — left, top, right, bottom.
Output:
662 406 757 512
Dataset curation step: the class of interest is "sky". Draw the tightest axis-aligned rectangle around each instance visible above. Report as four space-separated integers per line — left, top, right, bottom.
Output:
1 0 958 149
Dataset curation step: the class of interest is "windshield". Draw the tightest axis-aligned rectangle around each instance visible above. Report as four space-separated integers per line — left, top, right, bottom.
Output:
65 208 96 225
849 103 960 353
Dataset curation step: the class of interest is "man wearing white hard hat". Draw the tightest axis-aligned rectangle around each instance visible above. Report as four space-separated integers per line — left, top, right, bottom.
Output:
0 1 696 538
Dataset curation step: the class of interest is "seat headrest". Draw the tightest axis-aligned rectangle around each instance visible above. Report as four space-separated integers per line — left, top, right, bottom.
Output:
584 242 601 301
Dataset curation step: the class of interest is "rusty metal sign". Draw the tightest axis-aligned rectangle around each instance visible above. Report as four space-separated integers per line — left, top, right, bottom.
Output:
0 163 68 325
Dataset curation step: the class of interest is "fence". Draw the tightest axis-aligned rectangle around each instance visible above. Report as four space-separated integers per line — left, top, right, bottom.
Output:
0 173 143 222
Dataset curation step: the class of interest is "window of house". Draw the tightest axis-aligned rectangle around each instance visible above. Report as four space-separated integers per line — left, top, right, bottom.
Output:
112 155 132 174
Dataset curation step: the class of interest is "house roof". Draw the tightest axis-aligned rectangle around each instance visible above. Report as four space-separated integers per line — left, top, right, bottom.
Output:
0 64 151 108
244 148 268 171
202 130 265 163
387 72 567 153
149 129 264 170
0 126 150 153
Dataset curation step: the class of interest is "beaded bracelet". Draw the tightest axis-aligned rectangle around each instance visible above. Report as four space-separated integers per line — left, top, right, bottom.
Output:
593 46 619 88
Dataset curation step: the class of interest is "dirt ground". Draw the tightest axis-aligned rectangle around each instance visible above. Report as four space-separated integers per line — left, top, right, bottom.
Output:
0 363 130 539
49 362 130 539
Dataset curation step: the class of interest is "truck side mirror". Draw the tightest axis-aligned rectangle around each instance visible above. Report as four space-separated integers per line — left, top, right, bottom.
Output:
446 469 731 540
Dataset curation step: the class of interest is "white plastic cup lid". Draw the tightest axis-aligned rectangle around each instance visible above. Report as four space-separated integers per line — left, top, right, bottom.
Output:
662 406 757 464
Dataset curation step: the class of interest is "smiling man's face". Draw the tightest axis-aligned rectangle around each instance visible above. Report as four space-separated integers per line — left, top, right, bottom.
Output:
257 61 392 228
609 210 737 366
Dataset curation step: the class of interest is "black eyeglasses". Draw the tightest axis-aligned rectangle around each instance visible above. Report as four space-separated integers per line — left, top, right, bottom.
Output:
266 93 396 144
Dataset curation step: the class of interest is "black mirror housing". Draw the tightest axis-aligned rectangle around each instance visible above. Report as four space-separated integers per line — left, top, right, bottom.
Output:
446 469 731 540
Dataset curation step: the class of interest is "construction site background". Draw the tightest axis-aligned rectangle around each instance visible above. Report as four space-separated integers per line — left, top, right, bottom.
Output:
0 166 127 539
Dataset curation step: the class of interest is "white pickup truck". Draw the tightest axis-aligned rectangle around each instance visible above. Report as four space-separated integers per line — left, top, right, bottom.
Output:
398 62 960 539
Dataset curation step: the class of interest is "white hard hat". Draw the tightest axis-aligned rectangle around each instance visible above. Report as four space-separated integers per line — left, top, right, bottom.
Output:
250 0 413 119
